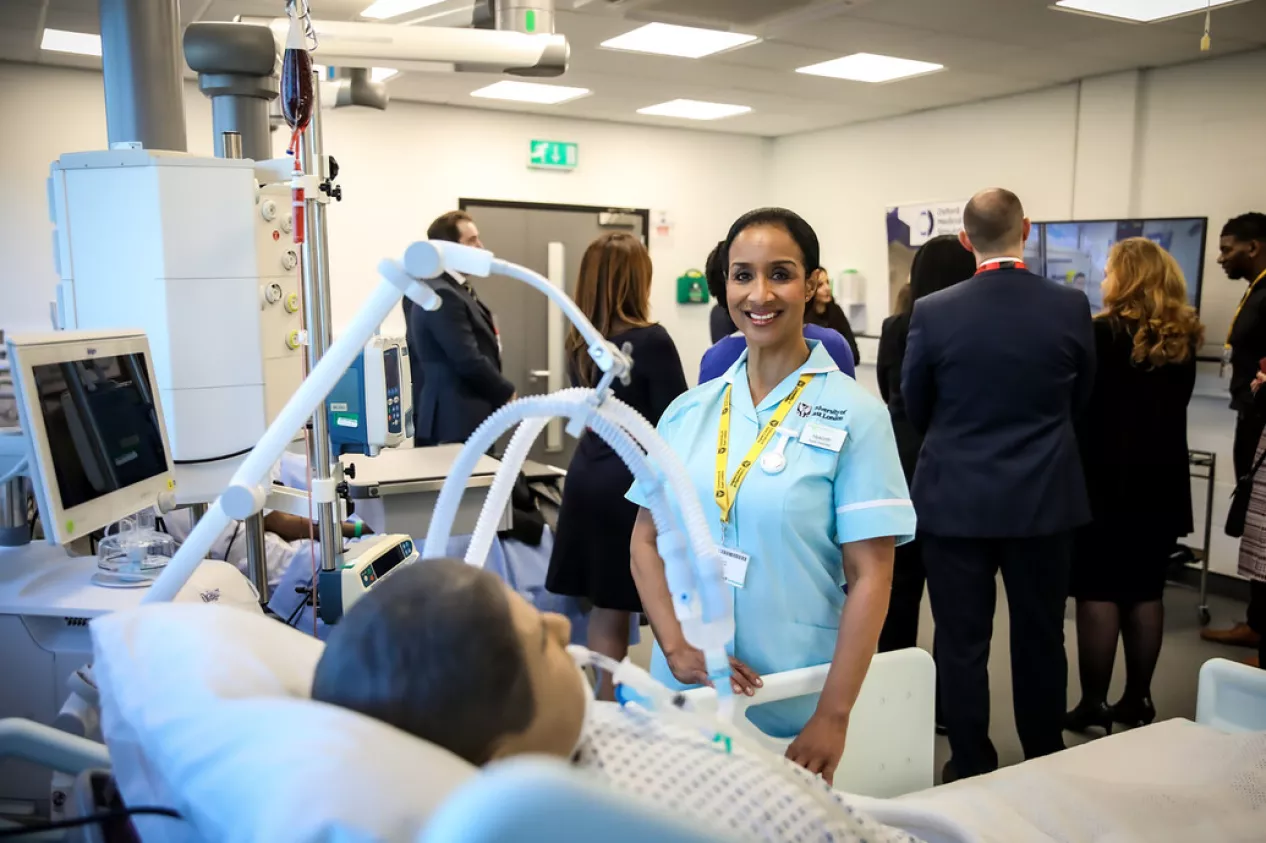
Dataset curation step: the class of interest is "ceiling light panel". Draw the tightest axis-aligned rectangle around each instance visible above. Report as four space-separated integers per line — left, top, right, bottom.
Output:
636 99 752 121
470 81 591 105
361 0 446 21
796 53 944 83
600 23 759 59
1053 1 1245 23
40 29 102 57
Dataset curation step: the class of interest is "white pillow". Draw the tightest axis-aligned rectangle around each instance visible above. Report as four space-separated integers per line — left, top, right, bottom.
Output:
91 598 477 843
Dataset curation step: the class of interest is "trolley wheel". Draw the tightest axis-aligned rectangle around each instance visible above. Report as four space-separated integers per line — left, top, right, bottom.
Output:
1198 606 1211 626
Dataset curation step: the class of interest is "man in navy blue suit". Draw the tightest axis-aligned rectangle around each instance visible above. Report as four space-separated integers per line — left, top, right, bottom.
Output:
902 188 1095 781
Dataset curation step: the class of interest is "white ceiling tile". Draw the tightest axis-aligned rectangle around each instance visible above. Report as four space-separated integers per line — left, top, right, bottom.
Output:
8 0 1264 138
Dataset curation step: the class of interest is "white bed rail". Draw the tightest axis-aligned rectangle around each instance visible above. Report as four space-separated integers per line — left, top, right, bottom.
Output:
1196 657 1266 733
682 647 936 798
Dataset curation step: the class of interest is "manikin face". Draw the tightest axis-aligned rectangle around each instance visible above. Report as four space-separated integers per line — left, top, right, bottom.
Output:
456 219 484 250
489 587 587 761
1219 235 1260 281
726 225 814 349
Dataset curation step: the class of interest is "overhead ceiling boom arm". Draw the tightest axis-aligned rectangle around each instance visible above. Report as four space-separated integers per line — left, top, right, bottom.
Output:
238 15 568 78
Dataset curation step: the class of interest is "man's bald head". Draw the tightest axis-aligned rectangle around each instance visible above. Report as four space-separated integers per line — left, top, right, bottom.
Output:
960 188 1029 259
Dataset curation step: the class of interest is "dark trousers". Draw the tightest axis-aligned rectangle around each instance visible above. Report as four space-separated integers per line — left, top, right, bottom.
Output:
1233 411 1266 481
879 536 925 652
923 532 1072 778
1250 580 1266 669
1234 412 1266 639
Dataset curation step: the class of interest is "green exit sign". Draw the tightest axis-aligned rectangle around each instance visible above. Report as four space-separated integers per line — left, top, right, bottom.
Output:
529 140 578 171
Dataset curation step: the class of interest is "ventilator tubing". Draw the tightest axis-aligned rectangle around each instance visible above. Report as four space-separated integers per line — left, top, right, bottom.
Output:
491 260 621 376
424 390 735 707
463 414 551 568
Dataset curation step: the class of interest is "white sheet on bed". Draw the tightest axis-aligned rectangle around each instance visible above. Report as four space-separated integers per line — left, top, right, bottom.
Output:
894 719 1266 843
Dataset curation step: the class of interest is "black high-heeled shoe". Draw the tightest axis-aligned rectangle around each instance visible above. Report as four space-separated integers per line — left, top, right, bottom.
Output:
1063 700 1114 735
1110 696 1156 729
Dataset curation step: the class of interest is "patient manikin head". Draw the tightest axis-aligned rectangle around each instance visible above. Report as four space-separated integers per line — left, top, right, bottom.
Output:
311 558 587 765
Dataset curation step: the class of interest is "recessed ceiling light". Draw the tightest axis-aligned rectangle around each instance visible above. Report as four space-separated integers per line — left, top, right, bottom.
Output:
361 0 446 21
600 22 759 59
1053 0 1244 24
40 29 102 57
371 67 398 82
796 53 944 83
470 81 591 105
636 99 751 121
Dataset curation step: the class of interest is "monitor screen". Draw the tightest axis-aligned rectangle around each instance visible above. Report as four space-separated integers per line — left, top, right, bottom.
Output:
31 353 168 511
1029 218 1206 312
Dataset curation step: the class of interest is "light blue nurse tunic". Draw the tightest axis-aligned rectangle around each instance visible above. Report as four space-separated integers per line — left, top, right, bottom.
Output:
627 340 916 737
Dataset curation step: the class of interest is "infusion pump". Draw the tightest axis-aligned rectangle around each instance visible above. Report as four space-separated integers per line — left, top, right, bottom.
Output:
47 148 304 502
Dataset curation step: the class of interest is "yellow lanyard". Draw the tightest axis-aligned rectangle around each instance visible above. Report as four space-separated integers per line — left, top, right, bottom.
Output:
715 374 813 526
1225 268 1266 349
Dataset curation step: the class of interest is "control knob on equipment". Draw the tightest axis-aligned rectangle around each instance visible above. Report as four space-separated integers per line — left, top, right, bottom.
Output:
282 250 298 271
280 215 293 234
285 330 303 350
284 293 300 314
264 283 284 305
261 200 278 222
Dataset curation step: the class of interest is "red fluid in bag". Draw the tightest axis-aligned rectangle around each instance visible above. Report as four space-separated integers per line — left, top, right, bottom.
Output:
281 47 314 131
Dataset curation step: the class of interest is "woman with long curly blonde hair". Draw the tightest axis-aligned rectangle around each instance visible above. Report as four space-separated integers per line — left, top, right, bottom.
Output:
1065 237 1205 736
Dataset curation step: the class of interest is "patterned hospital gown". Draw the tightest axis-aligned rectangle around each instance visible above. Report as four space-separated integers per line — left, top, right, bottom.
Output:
574 704 924 843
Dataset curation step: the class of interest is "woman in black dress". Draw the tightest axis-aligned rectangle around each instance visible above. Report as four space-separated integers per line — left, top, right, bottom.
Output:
546 232 687 697
874 236 976 652
1065 237 1203 733
804 273 860 365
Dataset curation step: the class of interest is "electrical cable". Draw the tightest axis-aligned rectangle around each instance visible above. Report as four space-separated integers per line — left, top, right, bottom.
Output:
172 447 253 466
0 806 181 838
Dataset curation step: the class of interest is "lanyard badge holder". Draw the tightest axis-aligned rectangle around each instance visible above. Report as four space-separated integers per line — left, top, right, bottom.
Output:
714 374 813 584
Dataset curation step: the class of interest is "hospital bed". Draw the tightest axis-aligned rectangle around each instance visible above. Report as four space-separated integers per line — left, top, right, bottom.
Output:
1 602 1263 843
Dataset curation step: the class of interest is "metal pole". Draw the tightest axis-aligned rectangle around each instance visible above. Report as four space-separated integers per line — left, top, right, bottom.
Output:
299 73 340 574
189 502 208 525
98 0 187 151
220 131 243 160
243 513 271 602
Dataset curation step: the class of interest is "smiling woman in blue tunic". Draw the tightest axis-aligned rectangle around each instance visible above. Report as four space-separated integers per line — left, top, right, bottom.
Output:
627 208 916 785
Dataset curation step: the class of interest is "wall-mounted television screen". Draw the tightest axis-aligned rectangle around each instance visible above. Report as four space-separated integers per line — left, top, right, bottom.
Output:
1024 218 1207 312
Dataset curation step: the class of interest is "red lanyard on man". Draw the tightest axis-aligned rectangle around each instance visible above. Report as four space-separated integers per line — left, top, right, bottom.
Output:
976 258 1027 275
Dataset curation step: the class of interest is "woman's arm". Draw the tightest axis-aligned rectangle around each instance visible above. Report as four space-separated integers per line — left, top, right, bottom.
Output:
630 509 698 677
630 508 761 692
785 535 895 784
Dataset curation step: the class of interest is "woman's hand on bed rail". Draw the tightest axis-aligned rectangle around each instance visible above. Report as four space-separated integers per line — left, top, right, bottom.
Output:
785 709 849 785
664 644 763 696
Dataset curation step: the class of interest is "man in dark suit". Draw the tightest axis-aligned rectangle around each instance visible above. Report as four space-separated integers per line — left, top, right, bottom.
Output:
902 188 1095 781
407 210 515 446
1204 212 1266 653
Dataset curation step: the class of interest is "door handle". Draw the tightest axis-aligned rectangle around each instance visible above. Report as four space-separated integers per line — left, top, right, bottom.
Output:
529 370 551 380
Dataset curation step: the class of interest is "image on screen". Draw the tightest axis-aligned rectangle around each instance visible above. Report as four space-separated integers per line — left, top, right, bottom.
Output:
31 354 167 511
1029 218 1206 312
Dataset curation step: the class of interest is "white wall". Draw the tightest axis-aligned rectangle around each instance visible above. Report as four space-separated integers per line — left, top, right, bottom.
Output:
0 61 768 382
770 84 1082 330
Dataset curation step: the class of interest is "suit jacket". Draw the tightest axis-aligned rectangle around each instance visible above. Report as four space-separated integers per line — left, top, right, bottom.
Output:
902 266 1096 538
876 312 921 483
1228 279 1266 413
407 273 515 446
1079 316 1196 537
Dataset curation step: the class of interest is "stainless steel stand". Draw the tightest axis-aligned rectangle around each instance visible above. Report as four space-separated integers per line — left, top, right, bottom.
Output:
299 74 341 574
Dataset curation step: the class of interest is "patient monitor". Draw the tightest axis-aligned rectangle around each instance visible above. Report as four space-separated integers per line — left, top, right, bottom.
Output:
5 330 176 546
